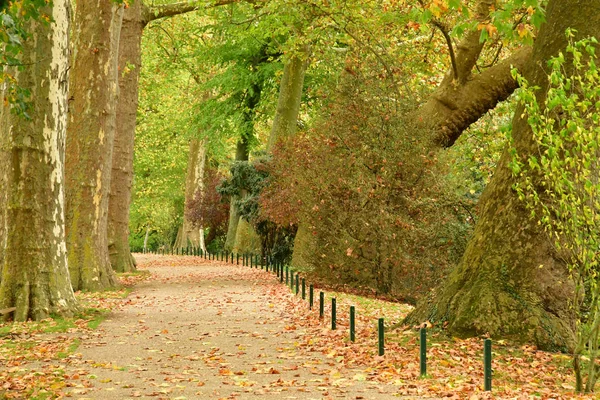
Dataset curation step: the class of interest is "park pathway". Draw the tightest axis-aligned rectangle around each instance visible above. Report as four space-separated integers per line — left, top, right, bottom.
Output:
64 254 424 400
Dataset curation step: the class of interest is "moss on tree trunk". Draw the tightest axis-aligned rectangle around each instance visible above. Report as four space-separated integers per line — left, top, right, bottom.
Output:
66 0 124 291
0 0 78 320
175 138 207 251
406 0 600 351
108 1 145 273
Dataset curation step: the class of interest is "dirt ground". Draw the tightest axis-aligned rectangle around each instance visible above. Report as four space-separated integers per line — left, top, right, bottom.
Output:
64 255 429 400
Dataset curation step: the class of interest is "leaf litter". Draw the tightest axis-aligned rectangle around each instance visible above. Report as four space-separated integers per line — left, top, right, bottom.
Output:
0 253 593 399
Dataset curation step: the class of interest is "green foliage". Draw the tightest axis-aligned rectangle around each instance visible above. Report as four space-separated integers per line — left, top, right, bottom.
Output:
510 31 600 393
1 0 50 117
217 158 295 262
128 23 192 250
412 0 546 44
262 60 472 301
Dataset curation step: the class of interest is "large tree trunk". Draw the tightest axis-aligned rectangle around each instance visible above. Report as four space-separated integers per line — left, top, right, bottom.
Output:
267 48 309 262
108 1 145 273
175 138 207 251
65 0 124 291
266 49 309 151
0 0 78 320
106 2 216 267
406 0 599 351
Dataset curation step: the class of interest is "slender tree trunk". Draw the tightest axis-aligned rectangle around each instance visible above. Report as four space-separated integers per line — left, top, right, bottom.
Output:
108 0 144 273
198 228 206 253
0 0 78 320
175 138 207 250
65 0 124 291
406 0 599 350
143 226 150 253
224 139 248 251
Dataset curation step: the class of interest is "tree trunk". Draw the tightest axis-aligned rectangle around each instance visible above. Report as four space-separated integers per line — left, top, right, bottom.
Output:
175 138 207 250
0 0 79 320
106 2 217 268
65 0 124 291
406 0 599 351
108 0 145 273
224 139 249 251
266 48 309 151
143 226 150 253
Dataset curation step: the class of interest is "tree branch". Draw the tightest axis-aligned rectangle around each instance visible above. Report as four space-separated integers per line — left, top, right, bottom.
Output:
430 18 458 81
417 45 532 147
142 0 239 26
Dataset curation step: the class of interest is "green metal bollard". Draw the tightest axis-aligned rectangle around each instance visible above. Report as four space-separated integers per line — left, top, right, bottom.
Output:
280 265 283 283
309 285 314 309
285 267 289 285
319 292 324 319
484 339 492 391
236 253 239 265
302 278 306 300
378 318 385 356
420 327 427 377
295 274 299 295
250 255 253 268
350 306 355 342
331 298 337 330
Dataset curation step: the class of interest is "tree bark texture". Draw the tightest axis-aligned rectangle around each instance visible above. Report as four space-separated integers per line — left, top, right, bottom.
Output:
66 0 123 291
266 49 309 151
406 0 600 351
108 1 145 273
0 0 79 320
107 2 215 268
174 138 207 250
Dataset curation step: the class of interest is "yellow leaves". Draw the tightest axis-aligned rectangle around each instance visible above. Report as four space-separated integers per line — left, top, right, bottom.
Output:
527 6 535 16
429 0 449 18
517 23 532 39
477 23 497 37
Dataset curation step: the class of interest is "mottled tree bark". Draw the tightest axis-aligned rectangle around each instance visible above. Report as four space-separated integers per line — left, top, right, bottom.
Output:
108 1 144 273
107 2 221 268
174 138 207 251
407 0 600 351
268 48 309 262
0 0 78 320
65 0 123 291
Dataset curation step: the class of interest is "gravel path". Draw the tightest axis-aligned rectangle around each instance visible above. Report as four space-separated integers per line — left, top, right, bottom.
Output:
64 255 426 400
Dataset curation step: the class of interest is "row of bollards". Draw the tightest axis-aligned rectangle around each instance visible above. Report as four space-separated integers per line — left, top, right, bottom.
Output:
152 248 494 392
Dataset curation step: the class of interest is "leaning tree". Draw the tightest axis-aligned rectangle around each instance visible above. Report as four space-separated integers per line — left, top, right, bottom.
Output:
407 0 600 351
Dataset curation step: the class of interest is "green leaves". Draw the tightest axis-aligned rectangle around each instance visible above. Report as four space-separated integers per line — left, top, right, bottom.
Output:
511 32 600 393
